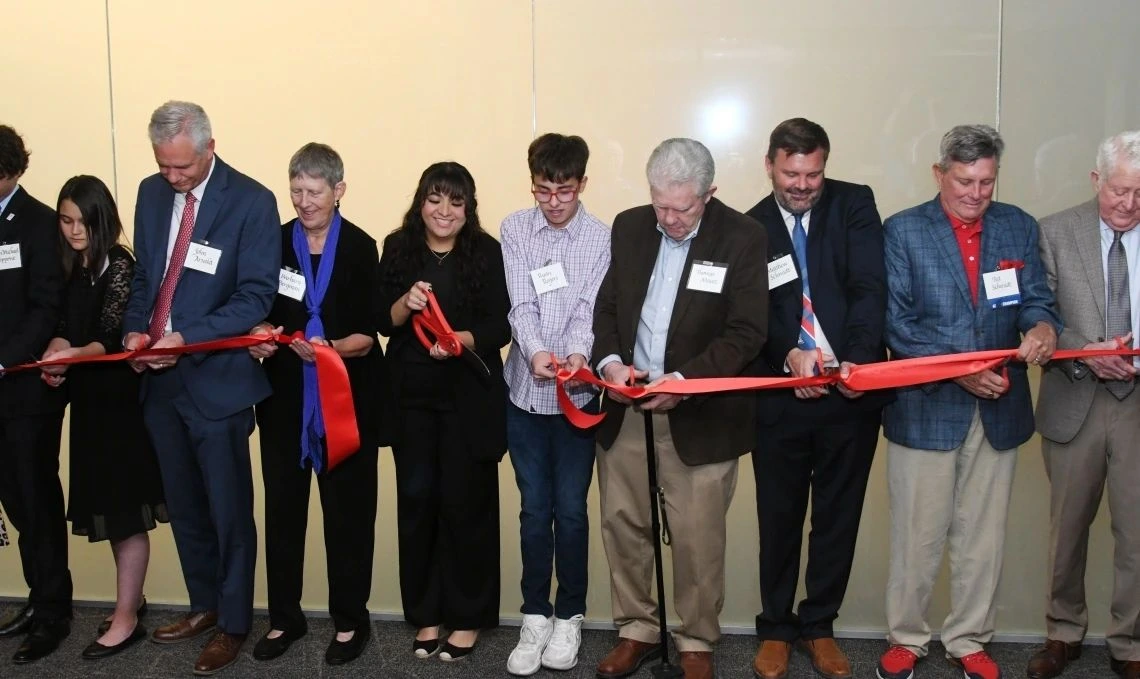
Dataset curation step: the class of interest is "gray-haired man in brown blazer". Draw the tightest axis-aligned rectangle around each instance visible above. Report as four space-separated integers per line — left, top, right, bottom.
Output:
592 137 768 679
1032 130 1140 679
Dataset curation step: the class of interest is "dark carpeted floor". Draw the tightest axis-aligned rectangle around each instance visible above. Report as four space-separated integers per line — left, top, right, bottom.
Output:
0 602 1120 678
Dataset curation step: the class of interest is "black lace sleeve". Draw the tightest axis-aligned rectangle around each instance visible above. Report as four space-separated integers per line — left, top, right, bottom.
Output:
97 250 135 352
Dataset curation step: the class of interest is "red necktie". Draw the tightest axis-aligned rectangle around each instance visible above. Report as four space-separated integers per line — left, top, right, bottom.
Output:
147 192 197 343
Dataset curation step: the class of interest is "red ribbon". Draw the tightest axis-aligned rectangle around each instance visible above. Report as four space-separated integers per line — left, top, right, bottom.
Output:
557 346 1140 430
413 290 464 356
4 333 361 471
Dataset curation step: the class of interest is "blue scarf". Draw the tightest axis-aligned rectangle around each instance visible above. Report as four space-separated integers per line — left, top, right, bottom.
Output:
292 211 342 473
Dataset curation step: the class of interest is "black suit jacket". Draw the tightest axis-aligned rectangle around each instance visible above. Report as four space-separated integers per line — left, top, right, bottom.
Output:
0 187 64 416
745 178 891 425
593 197 768 465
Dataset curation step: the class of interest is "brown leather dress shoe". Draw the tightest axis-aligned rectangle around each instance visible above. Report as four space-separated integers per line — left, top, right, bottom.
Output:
753 640 791 679
194 631 246 676
151 611 218 644
596 638 662 678
799 637 851 679
1027 639 1081 679
1112 657 1140 679
679 651 714 679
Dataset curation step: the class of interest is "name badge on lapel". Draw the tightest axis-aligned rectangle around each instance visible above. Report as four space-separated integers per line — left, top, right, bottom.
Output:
0 243 21 270
185 240 221 275
278 267 306 301
530 261 569 295
983 268 1021 308
686 260 728 293
767 253 798 289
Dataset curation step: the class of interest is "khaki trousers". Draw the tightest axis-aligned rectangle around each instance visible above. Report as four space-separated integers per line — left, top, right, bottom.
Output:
1043 386 1140 661
884 408 1017 658
596 410 738 652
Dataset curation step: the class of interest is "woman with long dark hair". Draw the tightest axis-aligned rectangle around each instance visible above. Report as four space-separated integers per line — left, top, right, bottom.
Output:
378 162 510 661
40 175 167 659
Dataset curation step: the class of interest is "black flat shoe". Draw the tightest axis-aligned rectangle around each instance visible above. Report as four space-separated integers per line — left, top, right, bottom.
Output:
96 598 148 636
439 639 478 662
413 637 440 659
252 628 306 661
0 603 33 638
13 619 70 664
82 624 147 659
325 626 370 666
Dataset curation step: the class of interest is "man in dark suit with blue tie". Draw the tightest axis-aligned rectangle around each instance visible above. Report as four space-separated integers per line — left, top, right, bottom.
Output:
123 101 280 676
746 118 888 679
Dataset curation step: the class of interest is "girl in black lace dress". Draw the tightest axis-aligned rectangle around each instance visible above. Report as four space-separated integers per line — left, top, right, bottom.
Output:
39 176 167 658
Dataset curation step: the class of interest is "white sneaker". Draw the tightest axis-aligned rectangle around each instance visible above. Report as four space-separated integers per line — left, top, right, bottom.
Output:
541 614 584 671
506 614 553 676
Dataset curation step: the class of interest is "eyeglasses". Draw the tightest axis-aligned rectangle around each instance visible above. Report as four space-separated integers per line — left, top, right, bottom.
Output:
531 186 580 203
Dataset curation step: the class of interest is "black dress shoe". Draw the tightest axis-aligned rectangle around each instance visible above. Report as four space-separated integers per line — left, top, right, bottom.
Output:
82 624 147 659
325 626 370 666
96 598 149 636
0 603 33 638
439 639 478 662
252 628 307 661
12 619 70 664
412 637 440 659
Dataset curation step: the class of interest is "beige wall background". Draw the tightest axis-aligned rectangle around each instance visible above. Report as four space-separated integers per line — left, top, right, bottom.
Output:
4 0 1139 639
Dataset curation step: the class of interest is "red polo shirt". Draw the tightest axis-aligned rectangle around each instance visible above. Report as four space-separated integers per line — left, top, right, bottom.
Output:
947 211 983 304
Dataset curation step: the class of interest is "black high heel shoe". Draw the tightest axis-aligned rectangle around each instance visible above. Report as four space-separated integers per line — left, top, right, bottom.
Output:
81 623 147 659
96 598 148 636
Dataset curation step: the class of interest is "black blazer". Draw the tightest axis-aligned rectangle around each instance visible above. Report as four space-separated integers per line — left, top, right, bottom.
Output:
377 231 511 462
258 218 388 451
745 178 891 424
593 197 769 465
0 187 64 416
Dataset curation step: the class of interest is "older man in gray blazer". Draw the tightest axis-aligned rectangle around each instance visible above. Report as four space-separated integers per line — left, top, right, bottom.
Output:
1032 131 1140 679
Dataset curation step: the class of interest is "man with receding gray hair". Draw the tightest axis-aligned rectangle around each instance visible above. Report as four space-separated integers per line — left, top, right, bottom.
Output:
1030 131 1140 679
123 100 280 675
591 137 768 679
876 124 1060 679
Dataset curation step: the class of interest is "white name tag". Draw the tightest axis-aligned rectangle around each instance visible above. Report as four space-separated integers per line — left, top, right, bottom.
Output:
983 268 1021 308
767 254 798 289
185 241 221 275
0 243 21 270
278 268 306 301
530 261 569 295
686 260 727 294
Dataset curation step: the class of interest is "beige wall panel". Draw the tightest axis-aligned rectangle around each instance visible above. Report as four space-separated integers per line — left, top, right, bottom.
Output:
100 0 533 615
1 1 116 600
535 0 1000 632
994 0 1140 637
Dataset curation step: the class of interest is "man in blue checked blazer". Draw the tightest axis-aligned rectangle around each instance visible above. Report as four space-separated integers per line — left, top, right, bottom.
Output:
875 125 1061 679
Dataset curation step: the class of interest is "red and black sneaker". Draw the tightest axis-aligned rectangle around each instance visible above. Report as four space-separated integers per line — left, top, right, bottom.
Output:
877 645 919 679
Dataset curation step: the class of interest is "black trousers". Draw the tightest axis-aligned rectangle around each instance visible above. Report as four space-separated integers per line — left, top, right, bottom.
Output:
0 413 72 621
753 408 880 641
259 423 378 635
392 407 500 631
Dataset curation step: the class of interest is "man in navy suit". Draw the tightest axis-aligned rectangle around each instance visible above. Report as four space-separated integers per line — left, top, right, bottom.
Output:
876 125 1060 679
746 118 888 679
123 101 280 675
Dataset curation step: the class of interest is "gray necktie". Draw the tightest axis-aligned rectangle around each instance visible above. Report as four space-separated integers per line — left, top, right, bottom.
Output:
1106 230 1134 399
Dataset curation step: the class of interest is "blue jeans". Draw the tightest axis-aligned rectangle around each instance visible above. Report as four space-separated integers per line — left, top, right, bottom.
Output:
507 398 597 618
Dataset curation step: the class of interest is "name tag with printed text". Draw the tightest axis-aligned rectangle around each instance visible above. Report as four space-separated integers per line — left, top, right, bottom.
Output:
530 261 569 295
686 260 728 294
0 243 21 270
767 254 798 289
983 268 1021 308
278 268 306 301
185 241 222 275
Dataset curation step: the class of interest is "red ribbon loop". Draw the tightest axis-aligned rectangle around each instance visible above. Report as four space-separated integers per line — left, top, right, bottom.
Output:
413 290 464 356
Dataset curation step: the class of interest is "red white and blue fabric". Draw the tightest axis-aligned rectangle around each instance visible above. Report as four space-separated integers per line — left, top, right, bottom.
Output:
792 212 817 353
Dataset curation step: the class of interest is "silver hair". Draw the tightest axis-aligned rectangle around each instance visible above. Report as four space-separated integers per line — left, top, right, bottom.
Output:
148 101 212 151
1095 130 1140 186
288 142 344 187
646 138 715 194
937 124 1004 171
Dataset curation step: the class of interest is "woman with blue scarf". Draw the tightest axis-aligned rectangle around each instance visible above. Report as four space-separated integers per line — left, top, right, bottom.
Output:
248 143 384 666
